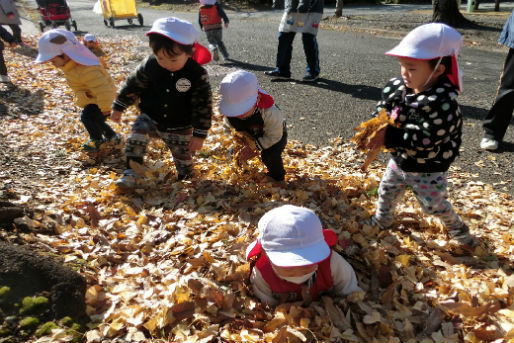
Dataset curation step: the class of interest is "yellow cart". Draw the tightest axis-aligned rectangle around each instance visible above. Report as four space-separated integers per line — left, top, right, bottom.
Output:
100 0 143 28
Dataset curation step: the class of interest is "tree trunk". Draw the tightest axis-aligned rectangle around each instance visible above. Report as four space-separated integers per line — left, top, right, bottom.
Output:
432 0 474 28
473 0 480 11
495 0 500 11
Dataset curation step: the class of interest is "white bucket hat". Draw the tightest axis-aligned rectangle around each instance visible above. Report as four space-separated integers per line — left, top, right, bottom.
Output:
246 205 331 267
219 70 263 117
146 17 211 65
35 29 100 66
83 33 97 42
385 23 463 91
200 0 217 4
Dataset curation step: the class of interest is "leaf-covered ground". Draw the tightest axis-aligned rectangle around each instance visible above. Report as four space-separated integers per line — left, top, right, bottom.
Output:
1 35 514 343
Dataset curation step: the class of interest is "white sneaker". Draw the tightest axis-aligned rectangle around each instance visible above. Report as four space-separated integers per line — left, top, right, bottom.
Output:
0 75 10 83
480 137 499 151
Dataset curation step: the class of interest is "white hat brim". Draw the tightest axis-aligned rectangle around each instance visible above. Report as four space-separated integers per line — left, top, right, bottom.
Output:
266 238 330 267
219 89 259 117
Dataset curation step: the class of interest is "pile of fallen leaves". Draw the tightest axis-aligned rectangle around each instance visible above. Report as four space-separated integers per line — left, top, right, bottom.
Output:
1 35 514 343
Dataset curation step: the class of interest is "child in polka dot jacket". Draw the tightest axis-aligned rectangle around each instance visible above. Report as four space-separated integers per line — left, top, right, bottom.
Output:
362 23 474 245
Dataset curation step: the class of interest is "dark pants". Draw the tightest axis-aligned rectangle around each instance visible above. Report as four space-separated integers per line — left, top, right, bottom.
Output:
9 24 22 43
80 104 116 141
483 48 514 141
0 48 6 76
261 129 287 181
275 31 320 77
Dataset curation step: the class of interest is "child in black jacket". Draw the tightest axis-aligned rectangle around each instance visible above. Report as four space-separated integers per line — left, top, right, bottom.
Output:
111 17 213 188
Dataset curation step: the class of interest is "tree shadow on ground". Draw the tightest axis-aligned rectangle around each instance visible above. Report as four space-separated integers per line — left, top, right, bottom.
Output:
302 78 382 101
0 84 45 118
222 58 272 72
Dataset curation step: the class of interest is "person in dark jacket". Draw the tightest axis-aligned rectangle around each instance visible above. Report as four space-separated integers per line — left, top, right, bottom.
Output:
111 17 213 188
480 9 514 151
0 0 22 44
264 0 323 82
0 25 15 82
198 0 229 62
361 23 474 246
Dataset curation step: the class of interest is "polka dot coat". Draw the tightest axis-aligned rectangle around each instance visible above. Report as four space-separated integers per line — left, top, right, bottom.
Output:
374 76 462 173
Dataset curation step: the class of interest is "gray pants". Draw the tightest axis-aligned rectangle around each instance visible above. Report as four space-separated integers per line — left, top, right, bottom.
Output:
205 28 229 58
125 113 194 178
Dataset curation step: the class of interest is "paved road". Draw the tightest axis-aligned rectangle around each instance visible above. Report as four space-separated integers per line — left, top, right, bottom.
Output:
19 0 514 195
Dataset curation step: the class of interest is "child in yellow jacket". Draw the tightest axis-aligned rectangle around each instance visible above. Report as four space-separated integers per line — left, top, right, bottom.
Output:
35 29 119 151
82 33 108 69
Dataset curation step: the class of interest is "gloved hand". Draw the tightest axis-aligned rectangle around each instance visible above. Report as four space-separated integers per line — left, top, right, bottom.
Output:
297 4 309 13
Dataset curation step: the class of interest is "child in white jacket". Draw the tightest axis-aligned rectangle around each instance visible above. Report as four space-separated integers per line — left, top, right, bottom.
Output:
219 70 287 181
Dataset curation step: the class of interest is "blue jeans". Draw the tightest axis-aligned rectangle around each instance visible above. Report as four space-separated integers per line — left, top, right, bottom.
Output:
275 31 320 77
80 104 116 141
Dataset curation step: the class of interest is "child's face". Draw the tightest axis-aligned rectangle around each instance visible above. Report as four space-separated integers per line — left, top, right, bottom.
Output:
272 264 318 278
398 57 444 94
84 41 96 49
155 48 190 72
48 54 71 67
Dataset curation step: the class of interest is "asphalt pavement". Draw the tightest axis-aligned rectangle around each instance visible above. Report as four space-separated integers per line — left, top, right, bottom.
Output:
16 0 514 195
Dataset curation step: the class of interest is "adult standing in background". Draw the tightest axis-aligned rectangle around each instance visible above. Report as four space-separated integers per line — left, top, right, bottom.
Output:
481 9 514 151
335 0 343 17
264 0 324 82
0 0 22 44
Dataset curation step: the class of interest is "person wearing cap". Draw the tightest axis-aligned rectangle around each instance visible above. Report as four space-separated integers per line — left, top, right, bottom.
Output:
111 17 212 188
219 70 287 182
480 10 514 151
34 29 119 151
82 33 107 68
198 0 229 62
264 0 324 82
246 204 361 306
360 23 474 246
0 24 15 83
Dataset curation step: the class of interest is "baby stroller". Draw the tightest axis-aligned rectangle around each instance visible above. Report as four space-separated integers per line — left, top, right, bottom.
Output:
36 0 77 32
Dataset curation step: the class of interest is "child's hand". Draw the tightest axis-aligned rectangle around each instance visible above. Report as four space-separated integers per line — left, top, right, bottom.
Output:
239 145 258 161
365 127 387 150
110 110 122 123
9 42 17 48
224 22 229 29
189 136 205 153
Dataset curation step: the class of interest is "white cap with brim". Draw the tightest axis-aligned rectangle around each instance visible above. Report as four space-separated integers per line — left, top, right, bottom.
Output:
200 0 217 4
146 17 200 45
35 29 100 66
385 23 463 91
83 33 96 42
219 70 263 117
146 17 211 65
256 205 331 267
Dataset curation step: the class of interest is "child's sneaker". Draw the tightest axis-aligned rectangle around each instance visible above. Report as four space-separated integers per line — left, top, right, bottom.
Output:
115 169 138 189
361 215 390 230
0 75 10 83
80 139 103 151
447 223 475 246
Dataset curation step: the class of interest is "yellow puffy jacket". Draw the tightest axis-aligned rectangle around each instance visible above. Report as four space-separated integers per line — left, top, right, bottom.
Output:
60 60 116 113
